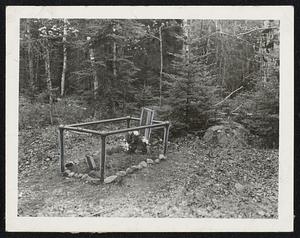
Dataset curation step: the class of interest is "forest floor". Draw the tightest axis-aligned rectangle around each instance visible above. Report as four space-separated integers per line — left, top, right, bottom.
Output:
18 126 278 218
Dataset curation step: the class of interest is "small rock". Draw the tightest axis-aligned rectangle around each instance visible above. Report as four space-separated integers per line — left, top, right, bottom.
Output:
116 171 126 177
159 154 167 160
45 158 50 162
90 178 101 185
206 206 213 212
69 172 75 177
89 170 101 178
63 170 71 176
131 165 139 171
126 167 134 174
139 161 147 168
65 162 74 170
258 210 265 216
65 169 71 174
154 159 160 164
235 182 244 192
104 175 118 184
146 159 154 164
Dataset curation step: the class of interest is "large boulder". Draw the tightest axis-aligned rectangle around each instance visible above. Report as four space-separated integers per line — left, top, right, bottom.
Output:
203 121 249 147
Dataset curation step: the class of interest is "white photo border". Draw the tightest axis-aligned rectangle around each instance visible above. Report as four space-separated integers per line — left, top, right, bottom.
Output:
6 6 294 232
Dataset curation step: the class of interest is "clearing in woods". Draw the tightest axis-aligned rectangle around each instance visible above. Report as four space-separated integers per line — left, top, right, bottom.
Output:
18 126 278 218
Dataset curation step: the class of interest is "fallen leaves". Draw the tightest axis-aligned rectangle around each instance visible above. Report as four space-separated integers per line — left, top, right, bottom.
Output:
18 128 278 218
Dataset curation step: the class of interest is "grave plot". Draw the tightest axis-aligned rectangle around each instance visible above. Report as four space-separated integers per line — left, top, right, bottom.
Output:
59 108 170 184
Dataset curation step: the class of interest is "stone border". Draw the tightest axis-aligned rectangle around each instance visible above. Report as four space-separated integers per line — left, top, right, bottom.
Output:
63 154 167 185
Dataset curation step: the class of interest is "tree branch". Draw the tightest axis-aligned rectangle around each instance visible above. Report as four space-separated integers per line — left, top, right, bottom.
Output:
237 26 279 36
213 86 244 107
218 31 253 46
145 33 160 41
231 103 243 113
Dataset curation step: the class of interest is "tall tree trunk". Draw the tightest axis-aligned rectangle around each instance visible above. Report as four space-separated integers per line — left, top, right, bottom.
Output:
88 40 99 118
90 49 98 98
182 19 191 127
112 40 117 114
35 55 39 91
159 24 163 107
112 41 117 79
26 19 34 94
45 47 53 125
219 22 226 89
60 18 67 96
182 20 188 53
122 86 126 113
87 38 98 100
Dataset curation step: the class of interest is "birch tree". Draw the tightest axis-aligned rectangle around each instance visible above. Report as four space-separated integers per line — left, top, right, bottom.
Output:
60 18 68 96
86 36 99 101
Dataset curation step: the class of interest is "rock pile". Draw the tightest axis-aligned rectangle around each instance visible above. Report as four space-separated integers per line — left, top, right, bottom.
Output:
63 153 168 185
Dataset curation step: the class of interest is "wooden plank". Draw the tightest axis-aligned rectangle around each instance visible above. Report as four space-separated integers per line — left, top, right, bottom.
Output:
85 155 97 170
139 108 146 126
145 110 154 140
100 136 106 183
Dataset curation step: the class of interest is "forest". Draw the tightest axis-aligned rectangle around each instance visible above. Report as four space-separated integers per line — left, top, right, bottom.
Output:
18 19 280 218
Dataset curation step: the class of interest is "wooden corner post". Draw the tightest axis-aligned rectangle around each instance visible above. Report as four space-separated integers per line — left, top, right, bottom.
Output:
163 122 170 156
100 135 106 183
126 116 131 128
59 126 65 173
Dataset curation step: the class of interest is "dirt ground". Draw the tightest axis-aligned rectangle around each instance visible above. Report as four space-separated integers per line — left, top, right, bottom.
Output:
18 126 278 218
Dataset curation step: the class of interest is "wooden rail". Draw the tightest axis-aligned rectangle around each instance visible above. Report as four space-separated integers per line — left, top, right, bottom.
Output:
103 122 169 136
67 116 131 127
61 125 104 135
130 117 164 124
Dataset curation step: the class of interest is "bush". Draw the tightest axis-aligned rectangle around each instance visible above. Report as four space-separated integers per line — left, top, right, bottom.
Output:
19 95 93 130
238 114 278 148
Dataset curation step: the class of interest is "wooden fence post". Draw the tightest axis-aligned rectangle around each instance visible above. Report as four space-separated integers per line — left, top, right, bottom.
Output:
100 135 106 182
163 122 170 156
126 116 131 128
59 127 65 173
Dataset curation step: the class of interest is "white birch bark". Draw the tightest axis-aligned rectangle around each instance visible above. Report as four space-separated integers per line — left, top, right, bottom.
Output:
45 47 53 124
60 18 67 96
87 37 98 99
159 24 163 107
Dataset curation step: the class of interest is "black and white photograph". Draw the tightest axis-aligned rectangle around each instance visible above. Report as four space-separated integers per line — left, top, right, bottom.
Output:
6 6 294 232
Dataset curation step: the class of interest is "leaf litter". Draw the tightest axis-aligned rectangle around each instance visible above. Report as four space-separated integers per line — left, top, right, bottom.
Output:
18 126 278 218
